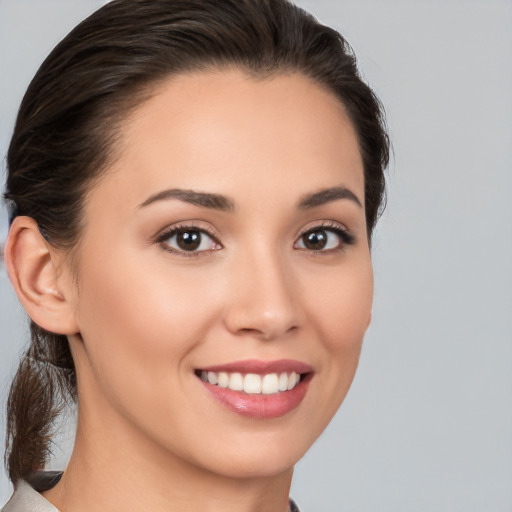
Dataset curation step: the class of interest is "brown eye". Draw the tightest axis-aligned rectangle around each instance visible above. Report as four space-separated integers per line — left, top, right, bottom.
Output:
296 226 353 252
160 227 220 254
176 230 201 251
302 230 328 250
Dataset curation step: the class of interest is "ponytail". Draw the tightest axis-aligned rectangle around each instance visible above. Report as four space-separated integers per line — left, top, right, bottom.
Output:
5 322 76 484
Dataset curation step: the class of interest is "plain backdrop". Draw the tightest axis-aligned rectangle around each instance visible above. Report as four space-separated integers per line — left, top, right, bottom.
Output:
1 1 511 510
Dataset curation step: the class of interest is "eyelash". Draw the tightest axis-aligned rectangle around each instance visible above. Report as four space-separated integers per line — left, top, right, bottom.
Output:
156 221 355 257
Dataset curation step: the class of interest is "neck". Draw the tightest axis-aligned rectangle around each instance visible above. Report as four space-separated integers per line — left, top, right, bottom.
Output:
43 405 293 512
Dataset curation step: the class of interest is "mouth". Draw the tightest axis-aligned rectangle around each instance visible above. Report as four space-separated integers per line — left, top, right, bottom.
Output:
195 360 313 419
196 369 303 394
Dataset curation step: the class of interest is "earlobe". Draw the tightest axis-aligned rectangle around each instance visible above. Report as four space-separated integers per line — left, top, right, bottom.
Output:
4 216 79 335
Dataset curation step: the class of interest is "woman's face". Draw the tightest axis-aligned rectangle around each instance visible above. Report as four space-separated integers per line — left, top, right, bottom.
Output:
66 69 373 479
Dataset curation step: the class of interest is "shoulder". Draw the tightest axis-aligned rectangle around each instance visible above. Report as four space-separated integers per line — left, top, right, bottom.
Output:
2 473 62 512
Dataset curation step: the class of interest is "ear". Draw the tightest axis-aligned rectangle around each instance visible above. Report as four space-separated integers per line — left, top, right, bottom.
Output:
4 216 79 335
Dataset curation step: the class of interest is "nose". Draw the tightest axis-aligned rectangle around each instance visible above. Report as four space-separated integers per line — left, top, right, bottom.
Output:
222 248 301 341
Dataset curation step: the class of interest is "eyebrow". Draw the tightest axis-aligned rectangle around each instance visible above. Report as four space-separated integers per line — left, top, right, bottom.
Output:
298 186 362 209
138 185 361 212
138 188 235 211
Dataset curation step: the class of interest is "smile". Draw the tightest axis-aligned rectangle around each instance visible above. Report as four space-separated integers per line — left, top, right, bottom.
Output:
199 370 301 395
196 360 313 419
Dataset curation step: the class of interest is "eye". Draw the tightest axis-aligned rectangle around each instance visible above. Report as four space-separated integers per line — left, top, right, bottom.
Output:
158 226 221 254
295 225 355 252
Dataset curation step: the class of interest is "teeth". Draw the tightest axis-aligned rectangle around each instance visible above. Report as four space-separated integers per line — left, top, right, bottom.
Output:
199 370 302 395
218 372 229 388
262 373 279 394
229 372 244 391
278 372 288 391
244 374 261 394
287 371 300 390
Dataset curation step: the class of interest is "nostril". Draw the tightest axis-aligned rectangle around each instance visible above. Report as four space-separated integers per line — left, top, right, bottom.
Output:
221 274 301 339
236 324 298 341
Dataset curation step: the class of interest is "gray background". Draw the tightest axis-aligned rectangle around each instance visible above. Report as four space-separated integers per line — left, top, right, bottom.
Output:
1 0 511 510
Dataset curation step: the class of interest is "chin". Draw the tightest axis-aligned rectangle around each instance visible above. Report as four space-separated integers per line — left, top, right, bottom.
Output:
196 429 314 480
206 451 299 480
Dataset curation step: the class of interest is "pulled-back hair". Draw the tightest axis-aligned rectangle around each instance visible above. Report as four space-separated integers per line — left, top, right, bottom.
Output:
4 0 389 484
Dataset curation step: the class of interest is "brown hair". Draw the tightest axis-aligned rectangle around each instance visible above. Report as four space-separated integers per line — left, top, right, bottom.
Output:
4 0 389 484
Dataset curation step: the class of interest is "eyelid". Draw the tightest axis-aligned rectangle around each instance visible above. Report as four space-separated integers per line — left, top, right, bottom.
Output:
296 220 351 238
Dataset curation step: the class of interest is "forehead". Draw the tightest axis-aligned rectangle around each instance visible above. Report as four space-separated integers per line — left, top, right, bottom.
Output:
87 69 364 212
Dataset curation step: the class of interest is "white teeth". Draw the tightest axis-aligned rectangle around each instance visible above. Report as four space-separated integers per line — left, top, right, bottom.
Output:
199 370 302 395
262 373 279 394
278 372 288 391
229 372 244 391
218 372 229 388
287 371 300 390
244 374 261 394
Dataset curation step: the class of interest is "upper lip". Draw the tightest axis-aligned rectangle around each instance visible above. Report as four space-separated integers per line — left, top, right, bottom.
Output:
197 359 313 375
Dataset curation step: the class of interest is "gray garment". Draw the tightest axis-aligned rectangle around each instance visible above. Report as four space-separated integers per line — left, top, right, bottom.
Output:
2 472 61 512
2 471 301 512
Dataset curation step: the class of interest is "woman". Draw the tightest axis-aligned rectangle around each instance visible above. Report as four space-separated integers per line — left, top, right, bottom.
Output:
2 0 389 510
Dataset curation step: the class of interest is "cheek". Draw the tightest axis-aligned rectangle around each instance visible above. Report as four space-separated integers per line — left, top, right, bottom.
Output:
308 255 373 355
73 248 222 399
305 255 373 412
71 251 229 457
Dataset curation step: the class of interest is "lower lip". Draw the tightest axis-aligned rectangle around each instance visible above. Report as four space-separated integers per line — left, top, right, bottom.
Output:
199 375 311 419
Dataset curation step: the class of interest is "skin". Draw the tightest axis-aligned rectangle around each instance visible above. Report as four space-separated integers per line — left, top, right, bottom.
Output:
9 69 373 512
